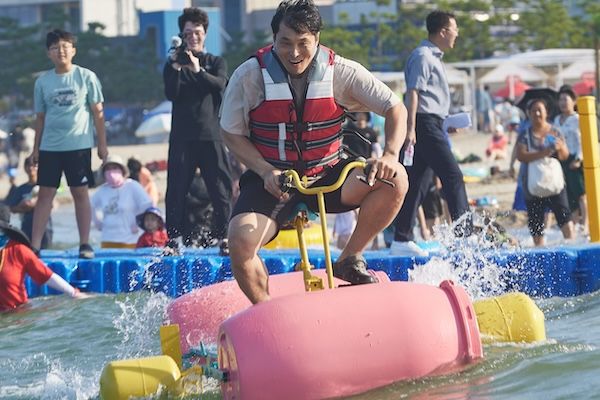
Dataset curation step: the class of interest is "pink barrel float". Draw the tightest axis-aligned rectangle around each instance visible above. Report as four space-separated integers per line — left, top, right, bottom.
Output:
218 280 482 400
167 269 390 353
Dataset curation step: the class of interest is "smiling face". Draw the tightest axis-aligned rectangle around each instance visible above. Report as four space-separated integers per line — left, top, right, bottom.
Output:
47 39 76 70
183 21 206 53
273 22 319 77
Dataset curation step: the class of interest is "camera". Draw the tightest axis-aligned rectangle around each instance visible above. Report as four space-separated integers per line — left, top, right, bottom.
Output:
170 34 191 65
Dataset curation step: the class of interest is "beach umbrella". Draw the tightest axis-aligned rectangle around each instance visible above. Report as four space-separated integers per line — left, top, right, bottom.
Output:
516 88 560 120
572 79 595 96
135 113 171 138
494 79 531 100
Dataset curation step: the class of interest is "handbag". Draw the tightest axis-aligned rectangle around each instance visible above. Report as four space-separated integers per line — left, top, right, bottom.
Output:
525 130 565 198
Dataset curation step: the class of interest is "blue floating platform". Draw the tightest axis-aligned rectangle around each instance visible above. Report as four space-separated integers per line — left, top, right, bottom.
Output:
27 244 600 299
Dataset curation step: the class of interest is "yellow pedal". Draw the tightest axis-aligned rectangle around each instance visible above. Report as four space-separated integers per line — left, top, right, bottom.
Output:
305 276 324 291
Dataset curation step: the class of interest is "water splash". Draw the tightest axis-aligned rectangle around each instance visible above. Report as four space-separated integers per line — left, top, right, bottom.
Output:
408 212 513 300
113 292 170 359
0 354 97 400
128 255 164 292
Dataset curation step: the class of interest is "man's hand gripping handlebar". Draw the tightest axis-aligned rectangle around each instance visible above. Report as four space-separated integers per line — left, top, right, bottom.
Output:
279 157 395 195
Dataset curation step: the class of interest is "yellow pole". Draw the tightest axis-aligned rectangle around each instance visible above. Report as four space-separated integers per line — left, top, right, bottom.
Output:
578 96 600 242
295 217 312 286
317 192 334 289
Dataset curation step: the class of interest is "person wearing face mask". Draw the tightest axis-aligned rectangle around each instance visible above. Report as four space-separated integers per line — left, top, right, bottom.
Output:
163 7 232 255
220 0 408 304
90 155 152 248
0 204 89 312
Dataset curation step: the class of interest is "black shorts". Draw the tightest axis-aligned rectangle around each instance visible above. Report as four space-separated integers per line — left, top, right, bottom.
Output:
231 158 360 239
38 149 94 188
525 189 572 237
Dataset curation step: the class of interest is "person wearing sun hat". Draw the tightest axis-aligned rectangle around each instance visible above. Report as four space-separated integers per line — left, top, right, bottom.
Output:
90 154 153 248
135 206 169 248
0 204 89 312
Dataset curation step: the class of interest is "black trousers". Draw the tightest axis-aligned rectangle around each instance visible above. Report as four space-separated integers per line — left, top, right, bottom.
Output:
166 139 232 241
394 113 470 242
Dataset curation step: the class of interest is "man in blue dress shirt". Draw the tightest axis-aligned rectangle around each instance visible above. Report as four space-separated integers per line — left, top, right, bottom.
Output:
391 11 472 256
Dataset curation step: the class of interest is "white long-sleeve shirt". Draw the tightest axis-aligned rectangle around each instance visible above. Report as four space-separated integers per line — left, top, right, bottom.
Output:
553 113 582 160
91 179 152 245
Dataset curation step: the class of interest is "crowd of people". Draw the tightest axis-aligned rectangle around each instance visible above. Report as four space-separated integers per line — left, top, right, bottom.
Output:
0 0 591 309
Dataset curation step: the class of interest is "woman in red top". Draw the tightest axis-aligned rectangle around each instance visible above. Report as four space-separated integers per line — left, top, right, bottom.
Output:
0 205 88 312
135 207 169 248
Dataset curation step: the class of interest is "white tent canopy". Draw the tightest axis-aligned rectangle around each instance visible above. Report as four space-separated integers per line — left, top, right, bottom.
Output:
556 60 595 81
452 48 595 69
372 65 469 87
448 48 597 132
478 63 548 84
372 66 472 111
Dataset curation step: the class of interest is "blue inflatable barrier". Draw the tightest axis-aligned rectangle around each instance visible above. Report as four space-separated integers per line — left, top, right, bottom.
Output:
26 244 600 299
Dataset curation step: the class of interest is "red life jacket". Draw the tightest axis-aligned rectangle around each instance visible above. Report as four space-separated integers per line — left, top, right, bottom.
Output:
249 44 345 177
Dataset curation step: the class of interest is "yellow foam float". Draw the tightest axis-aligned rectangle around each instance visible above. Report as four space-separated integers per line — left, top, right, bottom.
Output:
100 355 180 400
263 222 325 249
474 292 546 343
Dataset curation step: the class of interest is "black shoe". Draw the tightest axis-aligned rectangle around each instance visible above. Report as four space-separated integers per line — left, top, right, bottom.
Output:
333 255 378 285
32 247 41 258
219 239 229 256
162 239 181 256
79 243 94 259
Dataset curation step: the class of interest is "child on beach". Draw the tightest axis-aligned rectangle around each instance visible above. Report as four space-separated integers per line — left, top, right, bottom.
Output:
486 124 509 160
29 29 108 259
136 207 169 248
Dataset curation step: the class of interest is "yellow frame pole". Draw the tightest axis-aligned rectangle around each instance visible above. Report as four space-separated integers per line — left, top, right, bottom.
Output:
284 160 367 290
295 217 312 288
578 96 600 242
316 192 334 289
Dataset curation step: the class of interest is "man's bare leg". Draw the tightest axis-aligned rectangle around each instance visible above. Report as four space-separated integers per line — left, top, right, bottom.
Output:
228 212 278 304
31 186 57 250
339 168 408 260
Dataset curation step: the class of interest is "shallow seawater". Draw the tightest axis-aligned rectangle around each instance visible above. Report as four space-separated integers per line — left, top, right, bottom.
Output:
4 207 599 399
2 283 600 399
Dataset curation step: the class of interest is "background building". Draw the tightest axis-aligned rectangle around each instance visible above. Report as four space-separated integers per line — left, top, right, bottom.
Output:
0 0 190 36
139 8 223 61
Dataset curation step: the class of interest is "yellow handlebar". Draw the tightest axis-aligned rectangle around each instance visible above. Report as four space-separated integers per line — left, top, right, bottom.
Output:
282 160 368 195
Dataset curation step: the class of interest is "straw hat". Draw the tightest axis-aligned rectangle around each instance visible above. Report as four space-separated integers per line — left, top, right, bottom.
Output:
0 204 32 248
102 154 129 177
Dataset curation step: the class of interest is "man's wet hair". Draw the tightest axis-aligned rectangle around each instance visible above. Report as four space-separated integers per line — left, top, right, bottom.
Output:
426 11 455 35
178 7 209 32
271 0 322 36
46 29 76 49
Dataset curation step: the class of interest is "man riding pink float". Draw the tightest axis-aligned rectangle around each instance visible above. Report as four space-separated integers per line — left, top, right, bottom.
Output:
220 0 408 304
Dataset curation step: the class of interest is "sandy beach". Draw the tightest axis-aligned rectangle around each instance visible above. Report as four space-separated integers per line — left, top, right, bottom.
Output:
1 131 519 211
